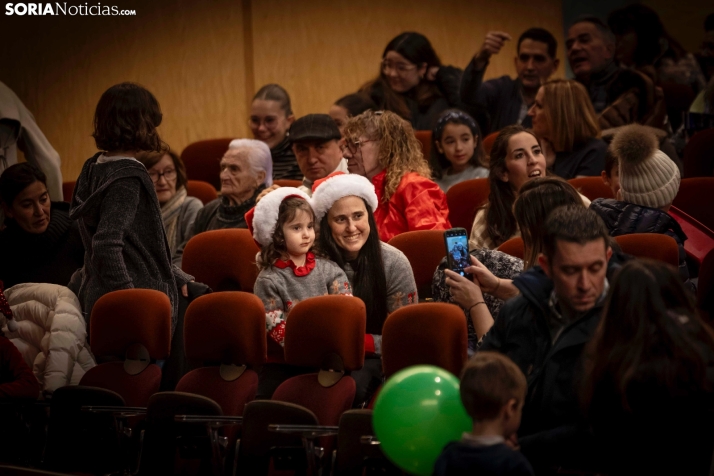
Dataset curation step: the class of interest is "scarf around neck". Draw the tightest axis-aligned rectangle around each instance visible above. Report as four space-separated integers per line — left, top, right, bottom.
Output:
161 186 187 254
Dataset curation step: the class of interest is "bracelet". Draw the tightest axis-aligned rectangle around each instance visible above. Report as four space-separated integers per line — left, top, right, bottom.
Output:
468 301 486 313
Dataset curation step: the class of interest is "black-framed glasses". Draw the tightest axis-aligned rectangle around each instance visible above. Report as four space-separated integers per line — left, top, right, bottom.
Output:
148 169 177 183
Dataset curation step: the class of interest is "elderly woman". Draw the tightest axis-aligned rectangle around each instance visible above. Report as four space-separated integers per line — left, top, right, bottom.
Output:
528 79 607 179
0 163 84 288
174 139 272 267
312 172 417 406
136 149 202 263
69 82 193 326
341 110 451 242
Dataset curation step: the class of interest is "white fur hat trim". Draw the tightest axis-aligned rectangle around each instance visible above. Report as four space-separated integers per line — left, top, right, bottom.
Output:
311 174 379 222
252 187 312 247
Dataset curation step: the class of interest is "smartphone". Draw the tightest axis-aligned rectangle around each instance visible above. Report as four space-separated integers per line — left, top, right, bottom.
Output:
444 228 473 280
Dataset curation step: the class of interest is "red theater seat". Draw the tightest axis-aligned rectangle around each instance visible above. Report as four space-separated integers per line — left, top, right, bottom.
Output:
568 176 614 201
446 178 490 233
181 138 233 189
388 230 447 301
614 233 679 268
497 237 525 260
414 130 432 159
186 179 218 205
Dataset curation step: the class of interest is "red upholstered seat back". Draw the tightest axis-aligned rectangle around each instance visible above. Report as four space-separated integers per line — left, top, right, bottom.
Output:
176 292 266 415
176 368 259 416
182 229 260 292
283 296 366 371
446 178 490 233
180 138 233 189
388 230 448 301
89 289 172 359
497 237 525 260
568 177 614 201
186 180 218 205
184 292 266 366
483 131 499 157
80 362 162 407
414 130 432 159
273 179 302 187
673 178 714 231
272 375 356 426
382 302 468 378
683 129 714 179
614 233 680 267
62 181 76 201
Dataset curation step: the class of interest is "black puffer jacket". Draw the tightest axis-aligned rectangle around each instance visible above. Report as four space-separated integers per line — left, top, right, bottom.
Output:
589 198 693 288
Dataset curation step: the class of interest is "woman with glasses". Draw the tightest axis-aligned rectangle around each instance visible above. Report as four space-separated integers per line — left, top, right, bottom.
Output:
341 110 451 241
359 32 462 130
249 84 302 181
136 150 203 263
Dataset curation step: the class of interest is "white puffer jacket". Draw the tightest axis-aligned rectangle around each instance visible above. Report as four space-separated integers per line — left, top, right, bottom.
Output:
1 283 96 394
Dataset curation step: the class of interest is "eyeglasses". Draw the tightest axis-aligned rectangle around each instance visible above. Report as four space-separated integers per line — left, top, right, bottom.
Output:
381 60 417 75
148 169 177 183
341 139 375 155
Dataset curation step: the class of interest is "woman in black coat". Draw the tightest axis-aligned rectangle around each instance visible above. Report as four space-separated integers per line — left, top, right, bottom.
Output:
0 163 84 288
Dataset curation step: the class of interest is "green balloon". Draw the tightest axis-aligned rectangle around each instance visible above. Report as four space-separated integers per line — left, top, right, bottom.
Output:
373 365 472 476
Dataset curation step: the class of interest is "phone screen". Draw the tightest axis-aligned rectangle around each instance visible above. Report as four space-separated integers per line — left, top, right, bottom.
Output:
445 230 472 279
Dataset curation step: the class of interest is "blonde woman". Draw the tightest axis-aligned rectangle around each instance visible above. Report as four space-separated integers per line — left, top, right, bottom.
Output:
341 110 451 241
528 79 607 179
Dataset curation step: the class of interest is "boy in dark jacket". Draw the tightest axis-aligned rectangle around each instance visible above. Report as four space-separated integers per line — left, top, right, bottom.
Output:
590 124 693 289
434 352 534 476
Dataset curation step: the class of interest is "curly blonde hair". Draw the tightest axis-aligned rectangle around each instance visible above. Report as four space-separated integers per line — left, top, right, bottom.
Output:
343 110 431 202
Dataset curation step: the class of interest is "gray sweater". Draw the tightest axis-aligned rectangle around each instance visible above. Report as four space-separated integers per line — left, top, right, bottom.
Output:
254 255 352 347
69 153 193 332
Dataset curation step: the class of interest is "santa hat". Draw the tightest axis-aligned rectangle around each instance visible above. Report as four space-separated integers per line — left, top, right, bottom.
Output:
613 124 680 209
245 187 312 247
311 172 379 222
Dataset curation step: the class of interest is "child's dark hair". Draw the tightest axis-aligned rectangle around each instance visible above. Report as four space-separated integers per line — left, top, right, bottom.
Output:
460 351 527 422
603 148 618 177
430 109 487 179
92 82 166 153
258 197 314 270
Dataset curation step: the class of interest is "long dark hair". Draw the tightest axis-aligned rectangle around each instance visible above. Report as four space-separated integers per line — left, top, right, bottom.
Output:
484 125 539 246
430 108 487 179
360 32 443 120
0 162 47 207
581 259 714 414
317 199 388 334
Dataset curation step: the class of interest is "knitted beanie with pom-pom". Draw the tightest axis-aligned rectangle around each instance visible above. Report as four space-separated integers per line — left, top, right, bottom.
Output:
613 124 680 209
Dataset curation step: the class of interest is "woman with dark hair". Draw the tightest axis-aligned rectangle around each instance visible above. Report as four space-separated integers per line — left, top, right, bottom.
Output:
341 110 451 241
468 125 546 250
608 4 706 94
329 93 377 135
360 32 462 130
581 259 714 474
430 109 488 192
250 84 301 180
135 149 202 263
312 172 417 406
433 176 584 352
0 163 84 288
69 82 193 330
528 79 607 179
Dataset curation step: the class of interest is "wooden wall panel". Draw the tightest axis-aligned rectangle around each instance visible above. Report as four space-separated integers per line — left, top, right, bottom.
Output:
2 0 565 184
1 0 249 183
251 0 565 118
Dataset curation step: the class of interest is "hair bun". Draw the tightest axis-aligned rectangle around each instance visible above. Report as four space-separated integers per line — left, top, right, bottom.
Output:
611 124 658 165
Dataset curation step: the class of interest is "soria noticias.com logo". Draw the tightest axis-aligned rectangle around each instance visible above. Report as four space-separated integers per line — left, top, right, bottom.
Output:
5 2 136 15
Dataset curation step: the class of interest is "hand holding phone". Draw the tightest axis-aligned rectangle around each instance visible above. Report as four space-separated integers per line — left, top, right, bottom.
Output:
444 228 473 281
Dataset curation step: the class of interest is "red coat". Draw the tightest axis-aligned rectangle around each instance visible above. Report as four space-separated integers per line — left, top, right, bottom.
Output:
372 170 452 242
